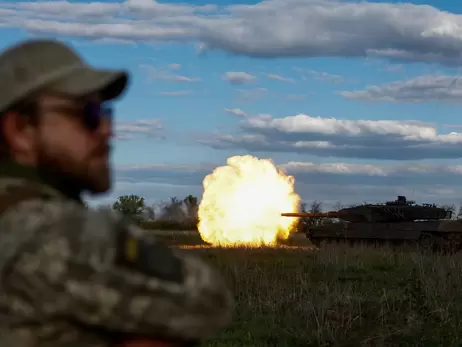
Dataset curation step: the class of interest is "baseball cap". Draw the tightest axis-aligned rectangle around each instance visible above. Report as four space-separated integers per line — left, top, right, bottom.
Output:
0 39 129 113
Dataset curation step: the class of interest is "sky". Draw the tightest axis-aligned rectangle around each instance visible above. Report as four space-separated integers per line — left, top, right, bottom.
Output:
2 0 462 210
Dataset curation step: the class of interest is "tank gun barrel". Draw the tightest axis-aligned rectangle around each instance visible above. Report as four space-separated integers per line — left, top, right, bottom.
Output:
281 212 339 218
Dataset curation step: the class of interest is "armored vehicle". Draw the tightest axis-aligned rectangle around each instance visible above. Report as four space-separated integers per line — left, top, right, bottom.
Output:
282 196 462 252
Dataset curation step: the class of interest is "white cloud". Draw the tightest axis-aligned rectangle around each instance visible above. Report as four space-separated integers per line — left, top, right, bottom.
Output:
4 0 462 65
264 73 296 83
168 63 181 71
294 68 345 84
196 112 462 160
115 119 164 140
86 160 462 209
14 1 120 18
81 38 137 45
223 71 257 85
224 108 248 117
339 75 462 103
139 64 200 83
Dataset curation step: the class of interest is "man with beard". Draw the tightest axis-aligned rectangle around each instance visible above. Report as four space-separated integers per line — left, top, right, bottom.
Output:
0 39 234 347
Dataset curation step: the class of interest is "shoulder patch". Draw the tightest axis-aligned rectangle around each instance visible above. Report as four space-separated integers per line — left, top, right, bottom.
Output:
114 227 185 284
125 235 138 262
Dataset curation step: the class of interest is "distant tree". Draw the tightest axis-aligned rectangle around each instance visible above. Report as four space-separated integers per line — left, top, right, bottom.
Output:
183 194 199 223
142 205 156 220
112 195 146 222
159 197 186 221
295 200 325 233
310 201 322 213
439 203 456 219
307 200 324 227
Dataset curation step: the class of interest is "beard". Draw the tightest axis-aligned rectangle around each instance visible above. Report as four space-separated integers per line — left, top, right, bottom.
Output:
36 141 113 195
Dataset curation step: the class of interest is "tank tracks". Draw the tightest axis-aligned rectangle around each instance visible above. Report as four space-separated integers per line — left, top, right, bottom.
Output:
309 232 462 254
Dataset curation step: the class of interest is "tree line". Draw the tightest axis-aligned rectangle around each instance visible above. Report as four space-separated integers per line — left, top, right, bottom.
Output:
88 195 462 231
95 194 200 230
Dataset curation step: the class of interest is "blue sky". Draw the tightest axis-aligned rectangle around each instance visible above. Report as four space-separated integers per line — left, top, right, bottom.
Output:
2 0 462 210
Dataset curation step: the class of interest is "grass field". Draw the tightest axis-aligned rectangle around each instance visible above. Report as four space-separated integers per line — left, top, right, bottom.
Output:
156 230 462 347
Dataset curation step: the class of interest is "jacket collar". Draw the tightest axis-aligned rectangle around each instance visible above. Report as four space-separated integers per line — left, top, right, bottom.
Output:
0 158 84 204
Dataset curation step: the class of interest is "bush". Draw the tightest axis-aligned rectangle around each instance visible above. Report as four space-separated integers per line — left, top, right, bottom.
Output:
140 220 198 231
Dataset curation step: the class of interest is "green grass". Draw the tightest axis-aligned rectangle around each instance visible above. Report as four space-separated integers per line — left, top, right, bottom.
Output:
178 244 462 347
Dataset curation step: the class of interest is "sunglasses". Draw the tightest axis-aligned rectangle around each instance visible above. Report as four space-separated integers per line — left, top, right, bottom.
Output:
82 100 113 131
42 100 114 132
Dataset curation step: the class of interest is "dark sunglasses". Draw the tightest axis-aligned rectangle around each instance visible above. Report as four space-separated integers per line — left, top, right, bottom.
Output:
82 100 113 131
41 100 113 131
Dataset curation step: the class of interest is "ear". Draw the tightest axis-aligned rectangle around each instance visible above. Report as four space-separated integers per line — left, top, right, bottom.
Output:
0 111 37 154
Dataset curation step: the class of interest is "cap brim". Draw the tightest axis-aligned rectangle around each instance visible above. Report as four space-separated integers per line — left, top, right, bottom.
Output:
47 66 129 101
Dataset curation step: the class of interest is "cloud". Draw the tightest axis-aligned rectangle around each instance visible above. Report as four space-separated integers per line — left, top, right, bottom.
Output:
168 63 181 71
264 73 296 83
295 68 345 84
224 108 248 117
78 38 137 45
115 161 462 187
5 0 462 66
7 0 214 18
196 113 462 160
87 160 462 208
339 75 462 103
223 71 257 85
159 90 191 96
115 119 164 140
140 64 200 83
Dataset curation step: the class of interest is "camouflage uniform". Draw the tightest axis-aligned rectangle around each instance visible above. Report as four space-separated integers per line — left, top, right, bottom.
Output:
0 40 234 346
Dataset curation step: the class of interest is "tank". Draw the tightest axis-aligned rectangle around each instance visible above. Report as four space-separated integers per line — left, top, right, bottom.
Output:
281 196 462 252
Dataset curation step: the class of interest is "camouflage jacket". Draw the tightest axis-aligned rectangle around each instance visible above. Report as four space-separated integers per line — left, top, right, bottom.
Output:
0 160 234 347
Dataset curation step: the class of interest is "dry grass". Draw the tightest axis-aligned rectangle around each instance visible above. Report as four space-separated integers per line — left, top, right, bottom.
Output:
148 230 462 346
181 242 462 346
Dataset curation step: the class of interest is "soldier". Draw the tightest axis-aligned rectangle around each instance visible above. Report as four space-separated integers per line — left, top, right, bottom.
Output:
0 39 234 346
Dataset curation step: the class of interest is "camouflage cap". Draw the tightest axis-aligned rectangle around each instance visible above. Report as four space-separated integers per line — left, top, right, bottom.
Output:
0 39 129 113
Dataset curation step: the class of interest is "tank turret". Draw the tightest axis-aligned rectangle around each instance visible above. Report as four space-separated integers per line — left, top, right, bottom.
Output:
281 196 451 222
